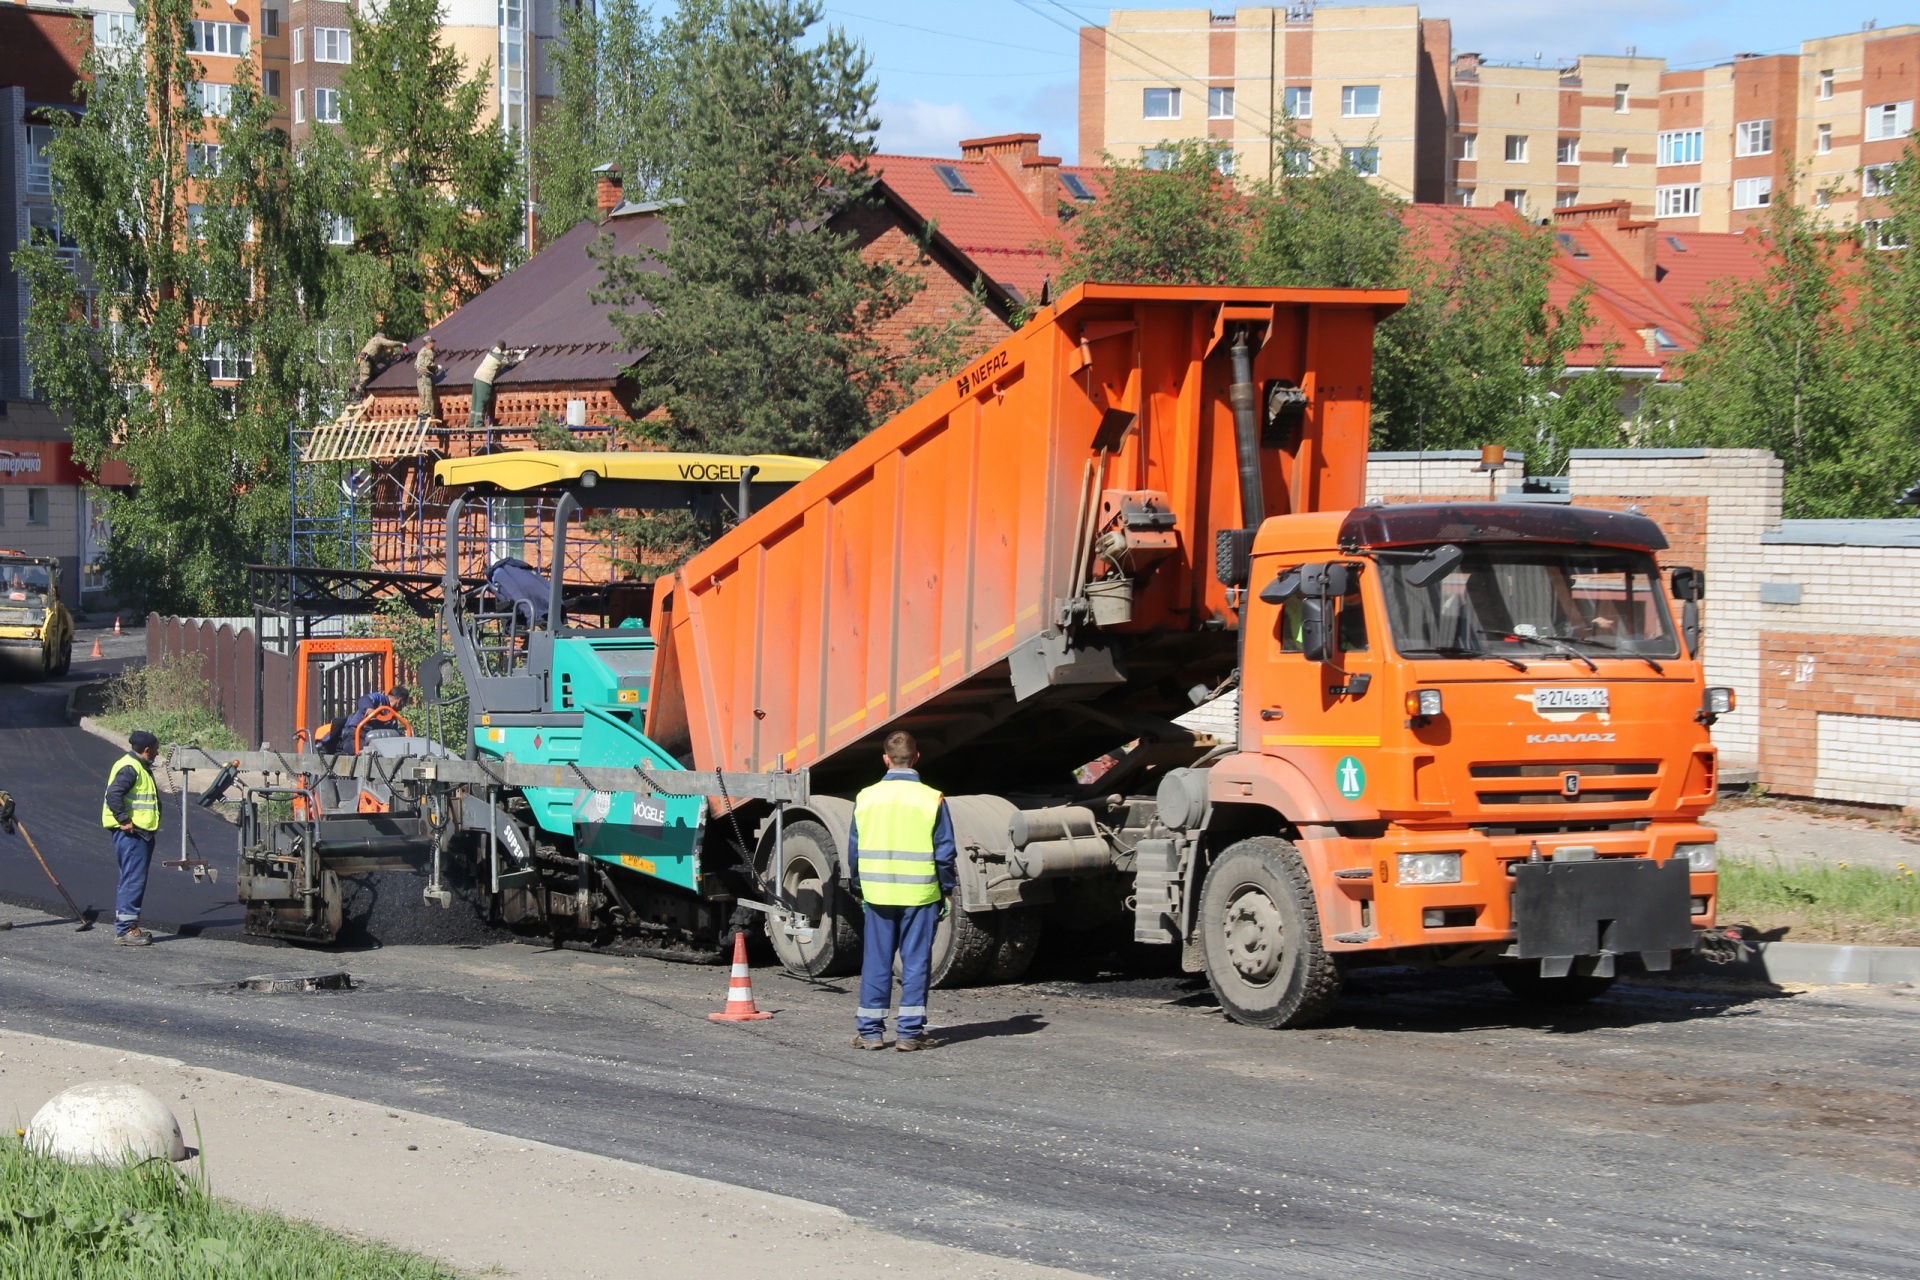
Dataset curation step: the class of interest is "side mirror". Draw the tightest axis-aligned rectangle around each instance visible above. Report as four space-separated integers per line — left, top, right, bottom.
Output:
1258 568 1301 604
1406 543 1464 588
1298 595 1332 664
1669 567 1704 601
1670 567 1703 658
417 653 448 703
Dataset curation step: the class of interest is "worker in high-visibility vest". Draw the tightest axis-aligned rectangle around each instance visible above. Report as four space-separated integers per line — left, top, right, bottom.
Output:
100 729 161 946
847 730 957 1051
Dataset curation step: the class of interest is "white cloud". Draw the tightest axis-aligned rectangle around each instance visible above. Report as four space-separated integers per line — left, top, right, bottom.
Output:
875 99 985 157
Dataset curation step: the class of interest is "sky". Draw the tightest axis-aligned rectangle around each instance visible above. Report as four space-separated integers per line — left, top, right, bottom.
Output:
816 1 1911 163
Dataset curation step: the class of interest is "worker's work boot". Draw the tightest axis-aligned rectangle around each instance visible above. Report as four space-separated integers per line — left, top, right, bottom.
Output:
895 1034 941 1052
849 1035 887 1051
114 927 153 947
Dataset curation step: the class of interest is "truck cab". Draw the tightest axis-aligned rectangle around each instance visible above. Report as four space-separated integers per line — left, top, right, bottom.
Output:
0 552 74 678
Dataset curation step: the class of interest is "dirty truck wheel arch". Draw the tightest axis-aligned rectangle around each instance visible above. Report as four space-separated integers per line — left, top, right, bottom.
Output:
1198 836 1341 1029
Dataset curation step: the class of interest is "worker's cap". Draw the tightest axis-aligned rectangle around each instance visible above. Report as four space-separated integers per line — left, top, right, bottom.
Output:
128 730 159 752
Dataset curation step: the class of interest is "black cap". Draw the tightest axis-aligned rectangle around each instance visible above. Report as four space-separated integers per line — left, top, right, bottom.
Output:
128 730 159 752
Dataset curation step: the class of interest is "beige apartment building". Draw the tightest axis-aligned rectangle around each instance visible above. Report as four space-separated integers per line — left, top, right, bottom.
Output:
1078 5 1453 199
1081 7 1920 234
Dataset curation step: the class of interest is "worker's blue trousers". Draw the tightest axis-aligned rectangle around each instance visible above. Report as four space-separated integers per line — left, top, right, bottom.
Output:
112 829 153 935
857 902 938 1041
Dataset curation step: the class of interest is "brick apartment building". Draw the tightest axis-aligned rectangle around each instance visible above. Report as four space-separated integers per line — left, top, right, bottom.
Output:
1080 6 1920 233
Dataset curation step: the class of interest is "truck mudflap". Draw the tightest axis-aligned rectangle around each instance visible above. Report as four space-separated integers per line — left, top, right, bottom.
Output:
1511 857 1693 975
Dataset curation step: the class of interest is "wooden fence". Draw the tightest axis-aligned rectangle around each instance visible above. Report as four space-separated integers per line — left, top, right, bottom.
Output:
146 614 296 749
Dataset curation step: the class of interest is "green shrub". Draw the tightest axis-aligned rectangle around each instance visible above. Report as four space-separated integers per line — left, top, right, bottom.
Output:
97 654 243 753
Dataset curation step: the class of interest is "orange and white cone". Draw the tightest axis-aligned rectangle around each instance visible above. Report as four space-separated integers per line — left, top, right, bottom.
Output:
708 930 773 1022
90 637 102 659
113 616 122 635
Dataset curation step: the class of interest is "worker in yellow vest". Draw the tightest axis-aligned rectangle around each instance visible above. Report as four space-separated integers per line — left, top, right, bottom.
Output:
100 729 161 946
847 730 956 1051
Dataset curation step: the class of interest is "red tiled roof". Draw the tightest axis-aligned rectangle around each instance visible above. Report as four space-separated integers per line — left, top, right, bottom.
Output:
867 152 1104 302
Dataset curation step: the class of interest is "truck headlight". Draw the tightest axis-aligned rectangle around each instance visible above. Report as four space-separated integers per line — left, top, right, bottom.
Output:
1406 689 1443 718
1675 842 1717 872
1397 852 1462 885
1705 687 1735 716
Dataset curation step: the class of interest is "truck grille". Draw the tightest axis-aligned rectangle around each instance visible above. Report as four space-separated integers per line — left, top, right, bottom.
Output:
1478 788 1653 806
1472 760 1658 807
1470 762 1658 778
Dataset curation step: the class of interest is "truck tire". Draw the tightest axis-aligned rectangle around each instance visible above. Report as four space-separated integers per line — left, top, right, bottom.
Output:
1198 836 1341 1029
983 908 1043 984
1497 966 1617 1005
764 819 861 979
922 905 997 988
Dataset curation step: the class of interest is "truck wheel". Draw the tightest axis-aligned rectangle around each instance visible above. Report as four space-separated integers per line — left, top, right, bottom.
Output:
923 906 997 988
1198 836 1341 1029
1497 966 1617 1005
764 819 861 978
983 908 1043 984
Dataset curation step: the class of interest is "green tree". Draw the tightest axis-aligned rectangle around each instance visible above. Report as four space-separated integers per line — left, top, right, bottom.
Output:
1054 139 1249 289
1836 145 1920 513
321 0 525 336
1666 181 1865 516
594 0 924 459
19 0 334 613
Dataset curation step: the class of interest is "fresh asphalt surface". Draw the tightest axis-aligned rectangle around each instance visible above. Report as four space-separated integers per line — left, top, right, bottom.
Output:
1 648 1916 1278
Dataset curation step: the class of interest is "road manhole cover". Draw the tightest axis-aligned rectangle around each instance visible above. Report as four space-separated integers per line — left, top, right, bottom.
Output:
237 972 353 993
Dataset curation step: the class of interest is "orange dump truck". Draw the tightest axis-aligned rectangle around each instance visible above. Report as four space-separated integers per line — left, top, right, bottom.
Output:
645 283 1730 1027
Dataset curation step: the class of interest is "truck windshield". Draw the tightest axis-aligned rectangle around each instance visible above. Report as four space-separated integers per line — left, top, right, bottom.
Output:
1377 544 1678 661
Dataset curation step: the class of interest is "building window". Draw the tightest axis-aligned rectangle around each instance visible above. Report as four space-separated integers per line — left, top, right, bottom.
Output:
1555 191 1579 208
1612 146 1628 167
186 203 206 238
26 124 54 196
1208 87 1234 119
1343 147 1379 177
1814 188 1832 208
292 26 304 62
1143 87 1180 119
1504 134 1527 163
194 328 253 382
323 213 354 245
1059 171 1096 202
1656 184 1701 218
1735 119 1773 156
26 490 47 526
314 26 351 63
93 12 139 48
1503 188 1528 214
1733 176 1772 209
1458 133 1476 160
1214 149 1235 176
1817 123 1832 154
1866 101 1914 142
190 20 249 56
294 88 305 123
932 164 973 194
314 87 341 124
1863 218 1910 250
1283 86 1311 119
1341 85 1380 118
262 8 279 36
195 82 234 118
1614 83 1630 113
1281 145 1312 176
1657 129 1702 166
187 143 223 175
1455 187 1474 206
1556 137 1578 164
1818 69 1834 100
1864 164 1896 198
1142 148 1175 171
500 0 526 144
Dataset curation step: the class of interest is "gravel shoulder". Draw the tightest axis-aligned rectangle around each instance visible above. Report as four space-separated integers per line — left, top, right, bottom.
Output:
0 1027 1094 1280
1707 797 1920 873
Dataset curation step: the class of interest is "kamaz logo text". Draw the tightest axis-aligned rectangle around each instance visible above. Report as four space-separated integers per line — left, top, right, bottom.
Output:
1527 732 1617 743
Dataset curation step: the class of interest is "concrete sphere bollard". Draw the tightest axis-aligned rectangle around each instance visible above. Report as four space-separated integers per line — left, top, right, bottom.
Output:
25 1081 187 1163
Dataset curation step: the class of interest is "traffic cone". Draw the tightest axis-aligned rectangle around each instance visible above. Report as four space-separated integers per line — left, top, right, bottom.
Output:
90 637 102 659
113 616 121 635
707 930 773 1022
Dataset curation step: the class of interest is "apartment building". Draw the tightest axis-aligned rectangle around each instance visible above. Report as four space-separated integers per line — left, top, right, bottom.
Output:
1078 6 1453 199
1081 7 1919 234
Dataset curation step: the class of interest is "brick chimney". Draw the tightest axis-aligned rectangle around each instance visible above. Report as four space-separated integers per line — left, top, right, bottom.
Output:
592 163 624 221
959 133 1060 222
1555 200 1659 280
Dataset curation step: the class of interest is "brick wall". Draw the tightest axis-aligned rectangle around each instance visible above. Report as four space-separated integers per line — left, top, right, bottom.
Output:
840 203 1009 398
1759 633 1920 803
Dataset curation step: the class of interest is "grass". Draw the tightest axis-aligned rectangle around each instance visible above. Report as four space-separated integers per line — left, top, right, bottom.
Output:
96 653 243 753
0 1134 462 1278
1717 858 1920 946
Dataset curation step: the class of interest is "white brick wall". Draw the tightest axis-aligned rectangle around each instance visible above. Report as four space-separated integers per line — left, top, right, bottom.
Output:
1815 713 1920 807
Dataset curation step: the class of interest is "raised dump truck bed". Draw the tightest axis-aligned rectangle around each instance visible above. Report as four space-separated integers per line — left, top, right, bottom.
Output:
644 284 1404 794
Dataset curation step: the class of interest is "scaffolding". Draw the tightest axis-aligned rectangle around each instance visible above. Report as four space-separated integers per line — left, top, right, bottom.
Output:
290 398 617 585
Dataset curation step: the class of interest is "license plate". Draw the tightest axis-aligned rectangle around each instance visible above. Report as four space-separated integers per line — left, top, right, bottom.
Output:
1534 687 1608 711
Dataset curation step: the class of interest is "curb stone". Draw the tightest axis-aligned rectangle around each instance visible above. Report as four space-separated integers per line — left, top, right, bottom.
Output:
1696 939 1920 986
